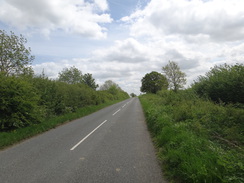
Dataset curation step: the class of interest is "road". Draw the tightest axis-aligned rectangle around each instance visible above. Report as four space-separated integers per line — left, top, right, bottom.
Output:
0 98 166 183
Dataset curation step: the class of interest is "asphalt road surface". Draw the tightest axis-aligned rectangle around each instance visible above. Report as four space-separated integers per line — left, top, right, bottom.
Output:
0 98 166 183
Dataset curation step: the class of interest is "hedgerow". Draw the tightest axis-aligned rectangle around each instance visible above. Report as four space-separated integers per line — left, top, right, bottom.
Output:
0 74 129 131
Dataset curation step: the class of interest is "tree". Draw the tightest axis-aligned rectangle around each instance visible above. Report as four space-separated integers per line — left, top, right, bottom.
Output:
192 63 244 104
162 61 186 92
0 30 34 76
140 71 168 94
130 93 137 97
99 80 121 91
99 80 129 99
82 73 99 90
58 66 83 84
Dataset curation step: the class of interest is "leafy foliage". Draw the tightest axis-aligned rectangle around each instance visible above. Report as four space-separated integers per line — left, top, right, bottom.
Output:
99 80 121 91
58 66 83 84
0 30 34 76
0 74 129 131
0 74 42 130
82 73 99 90
192 63 244 104
162 61 186 92
140 71 168 94
99 80 129 100
58 66 99 90
140 92 243 183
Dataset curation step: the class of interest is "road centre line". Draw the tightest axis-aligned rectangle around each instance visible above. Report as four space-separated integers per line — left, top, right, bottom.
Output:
122 104 126 108
113 109 121 116
70 120 108 151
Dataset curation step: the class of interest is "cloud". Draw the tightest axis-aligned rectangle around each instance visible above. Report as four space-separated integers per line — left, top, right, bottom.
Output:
164 49 200 70
94 0 109 12
0 0 112 39
122 0 244 42
93 38 153 63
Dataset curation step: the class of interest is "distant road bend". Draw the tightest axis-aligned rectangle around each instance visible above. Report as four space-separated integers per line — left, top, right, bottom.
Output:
0 98 167 183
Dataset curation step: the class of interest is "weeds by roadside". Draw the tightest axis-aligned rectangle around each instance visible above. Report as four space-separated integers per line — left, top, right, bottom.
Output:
139 91 244 183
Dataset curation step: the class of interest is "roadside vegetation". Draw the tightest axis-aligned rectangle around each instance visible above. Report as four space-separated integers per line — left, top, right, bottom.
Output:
0 98 126 149
0 30 129 149
140 62 244 183
0 68 129 150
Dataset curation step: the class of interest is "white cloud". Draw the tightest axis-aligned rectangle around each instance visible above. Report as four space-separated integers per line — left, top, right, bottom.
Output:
122 0 244 42
0 0 112 39
93 0 109 12
93 38 154 63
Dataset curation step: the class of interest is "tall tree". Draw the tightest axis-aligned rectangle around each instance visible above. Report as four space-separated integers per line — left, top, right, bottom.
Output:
0 30 34 76
58 66 83 84
99 80 121 91
162 61 186 92
140 71 168 94
82 73 99 90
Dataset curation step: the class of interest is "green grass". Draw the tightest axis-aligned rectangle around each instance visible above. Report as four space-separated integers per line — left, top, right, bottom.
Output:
139 92 244 183
0 99 123 150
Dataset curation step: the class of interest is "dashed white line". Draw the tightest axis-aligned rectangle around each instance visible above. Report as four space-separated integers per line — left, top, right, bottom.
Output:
70 120 108 151
113 109 121 116
122 104 126 108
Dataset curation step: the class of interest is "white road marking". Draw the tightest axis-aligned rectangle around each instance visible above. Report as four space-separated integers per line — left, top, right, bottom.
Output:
113 109 121 116
70 120 108 151
122 104 126 108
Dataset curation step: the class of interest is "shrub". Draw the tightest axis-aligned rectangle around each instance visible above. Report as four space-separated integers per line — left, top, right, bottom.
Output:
192 63 244 104
31 77 64 116
0 75 42 130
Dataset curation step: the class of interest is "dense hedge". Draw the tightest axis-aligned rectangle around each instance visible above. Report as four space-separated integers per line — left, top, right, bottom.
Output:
192 63 244 104
0 75 41 129
0 74 129 131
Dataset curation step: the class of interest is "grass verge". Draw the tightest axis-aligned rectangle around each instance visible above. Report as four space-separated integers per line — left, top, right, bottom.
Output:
0 99 124 150
139 92 243 183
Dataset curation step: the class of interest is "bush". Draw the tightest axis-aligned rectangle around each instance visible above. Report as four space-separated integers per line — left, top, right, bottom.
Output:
192 63 244 104
31 77 63 116
0 75 42 130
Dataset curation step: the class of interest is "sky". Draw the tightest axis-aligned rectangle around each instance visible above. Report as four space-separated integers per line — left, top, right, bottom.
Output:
0 0 244 95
